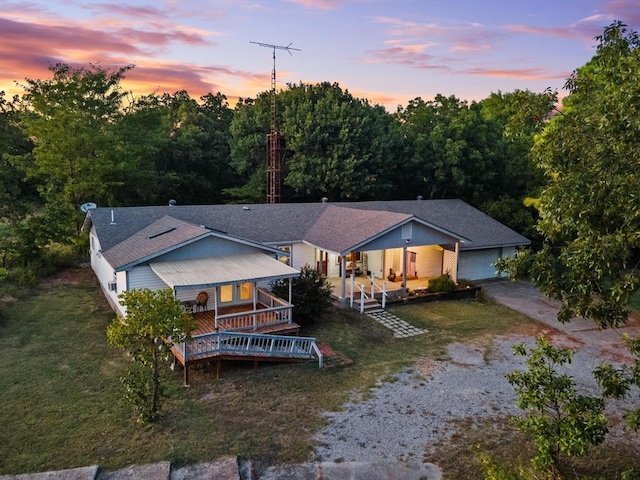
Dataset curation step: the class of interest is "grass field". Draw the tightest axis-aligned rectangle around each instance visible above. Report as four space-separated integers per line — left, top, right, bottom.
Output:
0 268 638 478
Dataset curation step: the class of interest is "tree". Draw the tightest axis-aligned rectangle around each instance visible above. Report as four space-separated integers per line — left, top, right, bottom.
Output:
271 265 332 326
228 83 402 202
107 288 194 423
498 22 640 431
507 337 608 472
280 82 401 201
19 63 134 234
394 95 503 206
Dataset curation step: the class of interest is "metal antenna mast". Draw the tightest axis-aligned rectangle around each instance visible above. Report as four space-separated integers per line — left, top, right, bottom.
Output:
250 41 301 204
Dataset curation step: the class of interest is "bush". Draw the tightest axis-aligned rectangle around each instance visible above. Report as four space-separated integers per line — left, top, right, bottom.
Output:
271 264 332 326
427 274 456 293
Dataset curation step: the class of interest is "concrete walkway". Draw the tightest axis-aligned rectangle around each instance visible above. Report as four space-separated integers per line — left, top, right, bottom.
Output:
0 459 441 480
367 310 428 338
479 279 640 362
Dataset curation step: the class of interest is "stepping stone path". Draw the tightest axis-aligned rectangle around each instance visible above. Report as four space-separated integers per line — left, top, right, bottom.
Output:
367 311 428 338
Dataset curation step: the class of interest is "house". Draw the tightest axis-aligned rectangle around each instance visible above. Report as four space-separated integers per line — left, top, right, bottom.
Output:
83 198 529 315
82 198 528 383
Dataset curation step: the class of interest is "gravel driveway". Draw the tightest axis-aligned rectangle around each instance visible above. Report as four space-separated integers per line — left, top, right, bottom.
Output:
314 280 640 464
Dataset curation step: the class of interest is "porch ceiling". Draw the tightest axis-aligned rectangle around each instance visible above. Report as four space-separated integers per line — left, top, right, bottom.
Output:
149 253 299 290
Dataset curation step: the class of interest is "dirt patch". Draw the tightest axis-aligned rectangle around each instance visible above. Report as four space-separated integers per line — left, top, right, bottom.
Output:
41 266 96 288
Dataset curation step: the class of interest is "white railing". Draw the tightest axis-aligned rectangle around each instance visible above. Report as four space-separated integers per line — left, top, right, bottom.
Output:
182 331 323 368
350 273 387 312
258 288 290 309
215 305 292 331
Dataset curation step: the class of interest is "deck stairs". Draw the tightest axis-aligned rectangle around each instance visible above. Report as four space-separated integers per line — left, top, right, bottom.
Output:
172 330 323 368
349 274 387 314
352 296 384 314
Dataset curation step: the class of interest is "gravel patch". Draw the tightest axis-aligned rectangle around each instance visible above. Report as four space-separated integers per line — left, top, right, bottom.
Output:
314 335 639 463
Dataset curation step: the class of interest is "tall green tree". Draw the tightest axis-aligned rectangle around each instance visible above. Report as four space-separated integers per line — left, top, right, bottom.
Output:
19 63 134 234
478 89 557 239
107 288 194 423
228 83 401 202
394 94 502 205
280 82 401 201
499 22 640 430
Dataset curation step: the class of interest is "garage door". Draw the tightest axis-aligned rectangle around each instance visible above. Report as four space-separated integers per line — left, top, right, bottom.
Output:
458 249 501 280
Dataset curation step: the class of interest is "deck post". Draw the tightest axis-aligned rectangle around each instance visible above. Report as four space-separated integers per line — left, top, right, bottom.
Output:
382 282 387 308
216 359 222 379
402 245 407 289
370 273 375 298
214 287 219 330
288 278 293 323
253 283 258 329
349 276 354 308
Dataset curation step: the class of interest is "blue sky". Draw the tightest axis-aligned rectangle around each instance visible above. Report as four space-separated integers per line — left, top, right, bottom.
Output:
1 0 638 110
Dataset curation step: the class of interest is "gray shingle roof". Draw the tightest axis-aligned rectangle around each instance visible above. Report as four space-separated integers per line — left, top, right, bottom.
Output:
304 205 412 254
86 199 530 269
101 215 209 270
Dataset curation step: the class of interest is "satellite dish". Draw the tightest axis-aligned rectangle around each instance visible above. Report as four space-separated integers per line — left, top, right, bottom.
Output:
80 202 97 213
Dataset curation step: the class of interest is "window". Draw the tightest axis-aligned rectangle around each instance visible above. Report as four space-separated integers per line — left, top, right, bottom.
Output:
220 285 233 303
239 282 252 300
278 245 291 265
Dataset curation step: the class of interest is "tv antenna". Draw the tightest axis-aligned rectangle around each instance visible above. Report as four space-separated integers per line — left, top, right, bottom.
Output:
250 41 301 204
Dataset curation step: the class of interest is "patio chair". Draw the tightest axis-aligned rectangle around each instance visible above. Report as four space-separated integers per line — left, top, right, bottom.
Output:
195 291 209 312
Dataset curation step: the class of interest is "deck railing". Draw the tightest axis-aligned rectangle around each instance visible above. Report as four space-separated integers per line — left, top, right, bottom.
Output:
350 273 387 313
183 331 323 367
216 305 292 331
257 288 291 312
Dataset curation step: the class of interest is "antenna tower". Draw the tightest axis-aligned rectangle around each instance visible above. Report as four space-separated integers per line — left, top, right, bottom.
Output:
250 41 301 204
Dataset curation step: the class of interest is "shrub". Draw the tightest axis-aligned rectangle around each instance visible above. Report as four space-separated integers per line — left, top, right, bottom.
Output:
271 264 332 326
427 274 456 293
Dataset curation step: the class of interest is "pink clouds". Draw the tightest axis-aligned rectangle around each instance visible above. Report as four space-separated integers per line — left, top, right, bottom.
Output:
463 67 568 81
283 0 351 9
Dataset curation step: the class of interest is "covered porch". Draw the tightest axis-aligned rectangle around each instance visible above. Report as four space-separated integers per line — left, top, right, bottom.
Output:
150 253 301 337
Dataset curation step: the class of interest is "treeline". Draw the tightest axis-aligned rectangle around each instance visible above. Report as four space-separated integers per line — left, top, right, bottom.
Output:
0 63 557 282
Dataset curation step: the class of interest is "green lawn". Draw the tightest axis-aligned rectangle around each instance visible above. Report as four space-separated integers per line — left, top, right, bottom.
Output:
0 269 637 478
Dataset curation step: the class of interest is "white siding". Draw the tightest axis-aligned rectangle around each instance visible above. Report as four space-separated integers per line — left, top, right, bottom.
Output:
89 229 121 310
413 245 444 278
366 250 384 279
327 254 341 277
291 243 316 270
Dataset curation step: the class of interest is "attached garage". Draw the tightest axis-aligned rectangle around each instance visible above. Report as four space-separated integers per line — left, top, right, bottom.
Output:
458 248 502 280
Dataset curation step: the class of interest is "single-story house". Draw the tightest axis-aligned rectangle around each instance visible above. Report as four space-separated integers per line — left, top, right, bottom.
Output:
82 198 529 320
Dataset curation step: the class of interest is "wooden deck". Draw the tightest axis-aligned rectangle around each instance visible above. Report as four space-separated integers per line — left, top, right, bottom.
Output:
192 303 300 336
170 330 322 385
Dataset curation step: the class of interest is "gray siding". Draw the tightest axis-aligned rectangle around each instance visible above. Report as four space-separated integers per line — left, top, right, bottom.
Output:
128 265 170 291
152 236 259 263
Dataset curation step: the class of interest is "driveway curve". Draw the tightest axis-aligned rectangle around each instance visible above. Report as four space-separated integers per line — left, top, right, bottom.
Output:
479 279 640 363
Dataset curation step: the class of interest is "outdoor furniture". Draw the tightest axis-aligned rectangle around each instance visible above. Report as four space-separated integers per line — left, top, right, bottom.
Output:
181 300 197 312
195 291 209 312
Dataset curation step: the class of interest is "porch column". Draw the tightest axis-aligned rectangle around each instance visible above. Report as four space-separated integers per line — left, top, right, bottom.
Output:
213 287 219 330
252 282 258 330
402 245 407 289
340 255 347 300
288 278 293 323
452 241 459 283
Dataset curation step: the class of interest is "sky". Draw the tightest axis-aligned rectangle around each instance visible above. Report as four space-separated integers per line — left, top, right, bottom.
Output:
1 0 639 111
